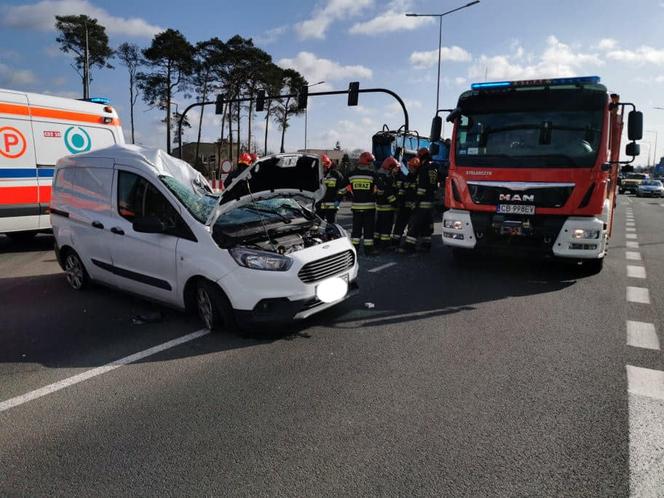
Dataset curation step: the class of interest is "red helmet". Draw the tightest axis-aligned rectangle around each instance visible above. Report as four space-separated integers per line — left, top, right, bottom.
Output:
381 156 399 171
417 147 430 159
321 154 332 168
238 153 252 166
249 153 258 163
407 157 421 170
358 151 375 166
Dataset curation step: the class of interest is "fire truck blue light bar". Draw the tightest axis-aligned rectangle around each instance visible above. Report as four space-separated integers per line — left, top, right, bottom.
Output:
471 76 601 90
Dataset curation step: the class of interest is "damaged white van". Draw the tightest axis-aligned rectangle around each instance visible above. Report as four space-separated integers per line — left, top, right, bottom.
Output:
50 145 359 330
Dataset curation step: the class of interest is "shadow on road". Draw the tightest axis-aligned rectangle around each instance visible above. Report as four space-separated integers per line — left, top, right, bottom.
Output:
0 234 55 254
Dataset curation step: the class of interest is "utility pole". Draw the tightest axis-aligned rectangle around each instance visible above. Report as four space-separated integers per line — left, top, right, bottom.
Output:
83 21 90 100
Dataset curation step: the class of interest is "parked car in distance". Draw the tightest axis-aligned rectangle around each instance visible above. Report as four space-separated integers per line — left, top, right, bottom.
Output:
636 179 664 198
50 145 359 331
619 172 648 194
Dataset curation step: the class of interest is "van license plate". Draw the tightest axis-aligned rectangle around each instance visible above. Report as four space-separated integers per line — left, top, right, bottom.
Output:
497 204 535 215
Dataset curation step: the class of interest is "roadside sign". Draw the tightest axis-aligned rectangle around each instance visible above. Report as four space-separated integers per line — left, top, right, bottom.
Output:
221 160 232 174
0 126 27 159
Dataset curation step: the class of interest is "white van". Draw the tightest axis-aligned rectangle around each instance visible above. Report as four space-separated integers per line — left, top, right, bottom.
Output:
0 88 124 241
50 145 358 330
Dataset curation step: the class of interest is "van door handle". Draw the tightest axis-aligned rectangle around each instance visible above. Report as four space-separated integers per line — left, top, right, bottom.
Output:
91 221 104 229
110 227 125 235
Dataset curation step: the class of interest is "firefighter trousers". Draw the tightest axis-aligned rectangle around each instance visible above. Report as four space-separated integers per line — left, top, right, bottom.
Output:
405 207 434 247
351 209 376 247
392 207 413 245
375 209 395 246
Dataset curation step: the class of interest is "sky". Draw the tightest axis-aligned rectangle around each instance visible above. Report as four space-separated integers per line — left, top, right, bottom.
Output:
2 0 664 165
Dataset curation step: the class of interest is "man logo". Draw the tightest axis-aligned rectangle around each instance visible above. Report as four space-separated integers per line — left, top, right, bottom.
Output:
64 126 92 154
499 193 535 202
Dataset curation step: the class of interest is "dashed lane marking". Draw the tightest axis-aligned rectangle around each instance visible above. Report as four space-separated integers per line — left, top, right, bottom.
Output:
627 241 640 249
627 265 647 279
368 262 397 273
626 251 642 261
627 365 664 400
626 227 637 233
627 286 651 304
626 234 638 240
626 321 660 350
0 329 210 413
626 222 636 227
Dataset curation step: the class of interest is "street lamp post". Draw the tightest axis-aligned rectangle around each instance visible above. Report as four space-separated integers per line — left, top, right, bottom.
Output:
646 130 658 167
406 1 480 114
304 81 325 152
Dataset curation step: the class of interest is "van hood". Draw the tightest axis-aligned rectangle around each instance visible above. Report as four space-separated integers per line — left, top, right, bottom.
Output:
208 153 324 224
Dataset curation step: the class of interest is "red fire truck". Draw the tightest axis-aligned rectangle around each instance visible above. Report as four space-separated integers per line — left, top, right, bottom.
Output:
439 76 642 272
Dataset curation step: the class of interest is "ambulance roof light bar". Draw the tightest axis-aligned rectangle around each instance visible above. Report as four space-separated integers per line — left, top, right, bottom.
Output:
80 97 111 105
471 76 601 90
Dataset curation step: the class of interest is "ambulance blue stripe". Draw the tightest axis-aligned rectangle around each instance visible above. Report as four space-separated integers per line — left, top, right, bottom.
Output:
0 168 54 179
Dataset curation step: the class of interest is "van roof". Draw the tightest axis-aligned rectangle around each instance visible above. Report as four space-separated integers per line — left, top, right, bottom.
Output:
0 87 119 117
56 144 210 189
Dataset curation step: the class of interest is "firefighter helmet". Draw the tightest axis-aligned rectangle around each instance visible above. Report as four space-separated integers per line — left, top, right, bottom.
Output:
321 154 332 168
407 157 421 170
238 153 252 166
381 156 399 171
358 151 375 166
249 152 258 163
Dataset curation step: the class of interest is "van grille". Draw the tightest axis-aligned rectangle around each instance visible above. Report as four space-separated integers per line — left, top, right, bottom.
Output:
298 250 355 284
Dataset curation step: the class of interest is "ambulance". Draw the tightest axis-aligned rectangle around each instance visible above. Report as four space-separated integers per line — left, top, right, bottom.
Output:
0 88 124 241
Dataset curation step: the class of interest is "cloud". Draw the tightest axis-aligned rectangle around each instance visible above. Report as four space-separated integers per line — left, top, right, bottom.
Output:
254 25 288 45
0 62 36 87
349 0 433 35
277 52 373 84
468 36 603 81
0 0 163 38
455 77 467 85
606 45 664 65
410 46 472 68
295 0 373 40
597 38 618 51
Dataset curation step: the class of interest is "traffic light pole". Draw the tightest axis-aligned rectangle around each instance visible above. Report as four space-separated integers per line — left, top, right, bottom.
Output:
177 86 409 160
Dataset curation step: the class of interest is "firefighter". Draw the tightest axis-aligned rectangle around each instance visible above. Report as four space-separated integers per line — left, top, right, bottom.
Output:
317 154 346 224
374 156 399 248
400 149 439 253
392 157 419 248
224 152 253 189
348 151 378 256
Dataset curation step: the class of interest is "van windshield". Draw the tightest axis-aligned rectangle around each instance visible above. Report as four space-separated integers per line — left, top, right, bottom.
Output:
160 175 218 223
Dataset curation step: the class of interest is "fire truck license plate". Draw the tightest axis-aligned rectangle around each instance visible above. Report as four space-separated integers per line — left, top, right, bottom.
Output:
497 204 535 215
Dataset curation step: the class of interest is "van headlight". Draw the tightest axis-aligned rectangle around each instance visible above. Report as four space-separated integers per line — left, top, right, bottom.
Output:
229 247 293 271
572 228 600 239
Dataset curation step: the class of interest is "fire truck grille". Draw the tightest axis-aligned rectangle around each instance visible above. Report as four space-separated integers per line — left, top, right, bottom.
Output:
468 184 575 208
298 250 355 284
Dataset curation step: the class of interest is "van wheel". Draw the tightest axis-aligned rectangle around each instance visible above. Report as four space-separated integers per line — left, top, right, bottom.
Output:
63 250 89 290
195 280 237 332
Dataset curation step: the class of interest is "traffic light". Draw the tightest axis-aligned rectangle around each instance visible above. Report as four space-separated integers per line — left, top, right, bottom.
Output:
256 90 266 112
215 94 224 115
297 86 308 110
348 81 360 106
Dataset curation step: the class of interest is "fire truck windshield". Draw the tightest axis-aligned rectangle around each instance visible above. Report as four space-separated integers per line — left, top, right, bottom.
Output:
454 88 606 168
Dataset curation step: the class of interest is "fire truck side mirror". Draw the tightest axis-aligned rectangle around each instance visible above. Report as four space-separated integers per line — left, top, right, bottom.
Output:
628 111 643 141
430 116 442 142
626 142 640 157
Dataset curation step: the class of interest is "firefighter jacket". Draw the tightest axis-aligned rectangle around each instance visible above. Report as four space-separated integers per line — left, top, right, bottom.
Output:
415 160 439 209
375 170 397 212
223 164 249 189
348 166 377 211
401 172 418 209
320 169 346 210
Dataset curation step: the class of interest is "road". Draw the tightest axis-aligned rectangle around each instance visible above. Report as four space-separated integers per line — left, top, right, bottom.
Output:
1 196 663 496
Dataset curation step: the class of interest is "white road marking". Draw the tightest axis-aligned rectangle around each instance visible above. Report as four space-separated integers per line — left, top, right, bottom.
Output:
627 286 651 304
368 262 397 273
626 233 638 240
626 227 637 233
627 241 640 249
0 329 210 413
626 221 635 227
626 251 642 261
627 265 647 279
627 365 664 401
627 321 660 350
660 203 664 208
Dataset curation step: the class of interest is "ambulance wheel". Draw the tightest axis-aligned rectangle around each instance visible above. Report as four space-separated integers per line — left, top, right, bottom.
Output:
63 249 89 290
195 280 237 333
6 231 37 243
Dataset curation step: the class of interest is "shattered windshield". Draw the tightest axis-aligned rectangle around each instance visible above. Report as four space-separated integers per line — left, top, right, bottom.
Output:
160 175 218 223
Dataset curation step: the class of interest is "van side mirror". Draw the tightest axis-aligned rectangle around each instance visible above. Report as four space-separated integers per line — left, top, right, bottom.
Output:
628 111 643 141
430 116 442 142
133 215 166 234
626 142 640 157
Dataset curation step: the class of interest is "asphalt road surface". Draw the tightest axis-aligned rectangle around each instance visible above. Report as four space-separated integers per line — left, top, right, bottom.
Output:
1 196 663 496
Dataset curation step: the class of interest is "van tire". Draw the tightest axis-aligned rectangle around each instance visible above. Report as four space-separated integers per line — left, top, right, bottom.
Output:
6 231 37 243
62 249 89 290
195 280 237 333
